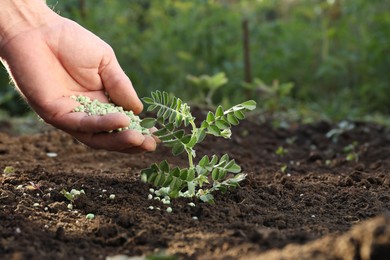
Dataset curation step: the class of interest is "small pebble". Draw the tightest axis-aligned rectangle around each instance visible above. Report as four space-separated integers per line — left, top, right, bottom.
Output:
46 152 58 158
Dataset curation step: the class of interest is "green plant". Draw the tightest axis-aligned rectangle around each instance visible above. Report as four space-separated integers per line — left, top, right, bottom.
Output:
242 78 294 113
139 91 256 203
343 141 359 162
326 120 355 143
186 72 228 107
61 189 85 204
275 146 288 157
3 166 15 176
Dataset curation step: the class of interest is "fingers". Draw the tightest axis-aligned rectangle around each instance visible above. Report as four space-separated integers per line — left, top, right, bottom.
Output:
52 110 130 133
42 96 158 153
120 135 158 153
77 112 130 133
71 129 158 153
99 53 143 114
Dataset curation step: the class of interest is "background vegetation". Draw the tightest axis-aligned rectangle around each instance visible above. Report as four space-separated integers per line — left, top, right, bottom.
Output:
1 0 389 124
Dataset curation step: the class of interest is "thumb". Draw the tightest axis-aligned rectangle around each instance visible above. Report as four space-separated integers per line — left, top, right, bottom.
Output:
100 55 143 114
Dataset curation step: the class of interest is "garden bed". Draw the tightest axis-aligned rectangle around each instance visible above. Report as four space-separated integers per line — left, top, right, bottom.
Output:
1 114 390 259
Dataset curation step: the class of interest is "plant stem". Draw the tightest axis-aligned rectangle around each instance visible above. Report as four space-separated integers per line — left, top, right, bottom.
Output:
188 150 194 169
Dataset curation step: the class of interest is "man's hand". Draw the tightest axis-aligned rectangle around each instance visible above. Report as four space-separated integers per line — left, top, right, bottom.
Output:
0 0 157 153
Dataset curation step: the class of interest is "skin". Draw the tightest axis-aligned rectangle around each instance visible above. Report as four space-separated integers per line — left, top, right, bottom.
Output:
0 0 157 153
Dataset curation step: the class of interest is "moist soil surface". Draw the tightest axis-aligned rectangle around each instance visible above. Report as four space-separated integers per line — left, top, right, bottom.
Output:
1 112 390 260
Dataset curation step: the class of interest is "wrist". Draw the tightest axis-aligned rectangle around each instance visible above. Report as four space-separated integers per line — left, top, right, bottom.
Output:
0 0 53 48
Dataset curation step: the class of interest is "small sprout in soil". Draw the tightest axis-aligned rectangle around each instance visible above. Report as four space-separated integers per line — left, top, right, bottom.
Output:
187 202 196 207
86 213 95 220
140 91 256 204
192 216 198 220
326 120 355 143
67 204 73 210
285 136 297 145
343 141 359 162
109 194 116 200
280 164 288 173
3 166 15 176
275 146 288 157
147 194 153 200
166 207 173 213
186 72 228 107
148 206 154 210
61 189 85 204
33 203 40 207
71 95 151 134
25 181 43 192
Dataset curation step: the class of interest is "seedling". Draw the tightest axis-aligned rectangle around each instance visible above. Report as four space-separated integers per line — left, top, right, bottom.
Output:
25 181 43 193
242 77 294 113
139 91 256 203
186 72 228 107
3 166 15 177
326 120 355 143
343 141 359 162
275 146 288 157
71 91 256 203
61 189 85 204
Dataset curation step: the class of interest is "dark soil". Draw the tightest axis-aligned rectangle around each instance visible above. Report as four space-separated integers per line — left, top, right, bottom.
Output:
1 112 390 260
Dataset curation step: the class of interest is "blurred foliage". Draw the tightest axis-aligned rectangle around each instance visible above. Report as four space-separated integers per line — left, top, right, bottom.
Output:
0 69 31 116
1 0 389 122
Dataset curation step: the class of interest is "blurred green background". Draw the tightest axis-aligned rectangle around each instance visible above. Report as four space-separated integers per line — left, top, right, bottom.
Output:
1 0 389 124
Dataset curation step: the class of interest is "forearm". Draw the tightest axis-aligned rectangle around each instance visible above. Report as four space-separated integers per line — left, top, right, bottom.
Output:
0 0 52 48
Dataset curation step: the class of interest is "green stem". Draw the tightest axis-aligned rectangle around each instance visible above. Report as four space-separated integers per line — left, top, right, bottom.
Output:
188 150 194 169
188 120 197 169
190 121 197 130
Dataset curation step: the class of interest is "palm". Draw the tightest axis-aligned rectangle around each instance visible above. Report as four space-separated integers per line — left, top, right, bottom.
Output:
1 16 156 153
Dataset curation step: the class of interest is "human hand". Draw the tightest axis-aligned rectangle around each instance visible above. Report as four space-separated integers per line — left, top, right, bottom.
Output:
0 1 157 153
